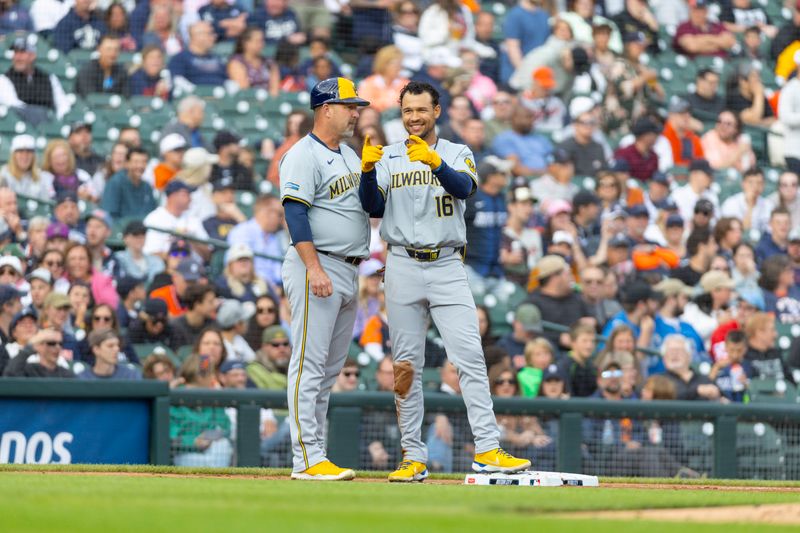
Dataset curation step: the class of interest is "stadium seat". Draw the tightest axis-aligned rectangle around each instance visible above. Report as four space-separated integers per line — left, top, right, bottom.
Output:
132 343 178 365
748 377 797 404
422 367 442 392
176 345 194 363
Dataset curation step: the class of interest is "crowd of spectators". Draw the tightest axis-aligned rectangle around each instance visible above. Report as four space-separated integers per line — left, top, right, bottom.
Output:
1 0 800 472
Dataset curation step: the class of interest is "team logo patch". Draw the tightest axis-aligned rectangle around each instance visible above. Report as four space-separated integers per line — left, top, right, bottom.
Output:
285 182 301 191
465 157 476 175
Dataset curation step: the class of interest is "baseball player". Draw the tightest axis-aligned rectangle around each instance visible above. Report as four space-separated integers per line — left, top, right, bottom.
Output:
359 81 532 481
280 77 371 481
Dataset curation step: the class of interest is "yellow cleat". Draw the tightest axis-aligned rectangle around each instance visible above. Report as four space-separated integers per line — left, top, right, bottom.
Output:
388 459 429 482
472 448 531 473
291 460 356 481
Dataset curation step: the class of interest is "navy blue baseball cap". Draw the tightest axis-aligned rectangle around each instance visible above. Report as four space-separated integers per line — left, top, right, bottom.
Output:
626 203 649 217
310 77 370 109
164 180 196 196
219 360 246 374
0 284 25 306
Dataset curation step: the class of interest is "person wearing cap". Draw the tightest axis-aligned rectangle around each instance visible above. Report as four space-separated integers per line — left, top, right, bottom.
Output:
26 267 52 316
662 97 705 168
496 303 544 366
0 256 25 294
685 68 725 120
669 159 719 223
168 284 217 350
52 0 106 54
755 206 792 264
519 66 566 134
530 147 577 205
673 0 735 58
202 175 248 242
77 329 142 380
113 275 145 328
529 254 595 349
248 325 291 390
142 179 210 258
128 298 176 346
501 183 543 286
112 220 166 285
65 121 104 177
719 167 771 233
83 208 115 274
558 97 608 176
600 279 657 351
612 118 660 182
2 327 74 378
153 133 188 191
101 147 157 220
216 299 257 363
149 256 207 319
0 35 71 122
216 243 270 304
680 270 737 342
227 194 286 287
167 21 227 88
652 278 707 371
642 171 672 221
491 103 553 177
463 158 508 285
0 136 55 201
5 308 39 360
211 130 254 192
160 96 209 151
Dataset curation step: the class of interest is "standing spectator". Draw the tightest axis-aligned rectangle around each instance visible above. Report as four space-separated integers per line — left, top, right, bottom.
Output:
670 159 718 223
673 0 735 58
701 110 755 172
492 104 553 178
67 122 104 177
558 99 606 176
198 0 247 42
78 329 141 380
227 27 280 93
780 51 800 175
726 63 774 127
464 159 508 285
160 96 208 150
358 45 409 114
52 0 106 54
720 168 771 233
418 0 494 59
529 148 577 204
129 46 170 98
101 147 157 220
227 195 286 288
613 118 660 181
75 35 130 98
755 207 791 264
168 21 227 88
662 97 704 168
210 131 253 191
500 0 551 84
143 180 209 258
2 328 74 378
686 69 725 120
661 334 721 401
248 0 304 45
745 312 794 381
0 35 71 122
501 185 543 286
767 172 800 229
0 135 55 200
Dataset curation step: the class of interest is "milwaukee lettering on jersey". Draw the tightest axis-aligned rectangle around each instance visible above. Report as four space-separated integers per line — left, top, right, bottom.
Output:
329 172 361 199
390 170 442 189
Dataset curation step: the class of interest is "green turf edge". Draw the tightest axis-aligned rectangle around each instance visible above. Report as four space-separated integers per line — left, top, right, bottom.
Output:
2 464 800 488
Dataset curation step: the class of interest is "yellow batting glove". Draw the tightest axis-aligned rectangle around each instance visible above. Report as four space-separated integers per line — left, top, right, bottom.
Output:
406 134 442 169
361 134 383 173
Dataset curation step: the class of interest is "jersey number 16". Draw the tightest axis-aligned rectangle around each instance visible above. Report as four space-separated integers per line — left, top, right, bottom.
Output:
435 194 454 218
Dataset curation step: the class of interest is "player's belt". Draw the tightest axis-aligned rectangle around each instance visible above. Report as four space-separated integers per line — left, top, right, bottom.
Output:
317 249 364 266
400 246 464 262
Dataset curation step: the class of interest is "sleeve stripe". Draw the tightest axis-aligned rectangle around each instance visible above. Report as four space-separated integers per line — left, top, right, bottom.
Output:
282 195 312 208
456 169 479 185
378 186 387 199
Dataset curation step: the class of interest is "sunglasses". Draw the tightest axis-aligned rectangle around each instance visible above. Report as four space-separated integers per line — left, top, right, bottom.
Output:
93 315 113 323
44 340 63 347
269 341 290 348
494 378 517 386
45 261 63 267
601 369 624 379
576 119 598 126
0 268 18 276
583 279 603 285
257 307 276 314
169 250 190 257
343 370 360 378
56 305 71 311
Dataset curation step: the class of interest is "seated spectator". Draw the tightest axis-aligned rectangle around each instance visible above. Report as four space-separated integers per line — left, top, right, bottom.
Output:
169 284 217 350
104 3 137 51
517 338 556 397
464 159 508 284
113 221 165 285
143 180 209 259
767 172 800 230
613 0 659 53
652 278 706 369
84 209 113 274
755 207 791 263
727 63 775 128
673 0 735 58
685 68 725 120
52 0 106 54
153 134 187 191
500 184 543 287
128 298 175 346
682 271 736 343
0 0 33 34
491 104 552 177
161 95 209 150
530 255 595 350
117 276 146 329
357 45 409 114
101 147 156 220
297 38 342 80
171 355 233 467
227 195 286 288
601 280 656 353
25 268 51 316
130 46 170 99
670 159 718 223
0 135 55 200
539 364 570 399
75 34 130 97
216 299 256 363
5 308 39 361
168 21 227 89
497 303 543 368
2 327 74 378
247 325 290 390
562 0 622 53
332 358 360 393
709 329 751 402
227 27 279 94
142 353 182 388
67 121 104 178
759 255 800 324
63 242 118 309
557 323 598 397
150 254 205 318
745 312 794 382
436 95 473 145
721 0 777 38
701 110 756 173
202 177 247 243
210 131 253 192
243 295 281 353
520 67 566 135
662 97 704 167
530 148 577 204
613 118 660 182
248 0 305 45
41 139 94 201
0 35 70 122
559 97 606 177
78 329 141 380
199 0 246 42
720 167 771 233
662 334 721 401
215 243 270 304
140 3 183 57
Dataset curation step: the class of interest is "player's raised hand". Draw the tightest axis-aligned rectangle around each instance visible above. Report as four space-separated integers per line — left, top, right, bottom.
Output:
308 265 333 298
406 134 442 169
361 134 384 172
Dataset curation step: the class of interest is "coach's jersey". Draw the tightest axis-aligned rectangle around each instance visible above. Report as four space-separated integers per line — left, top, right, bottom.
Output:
280 133 370 258
375 138 479 249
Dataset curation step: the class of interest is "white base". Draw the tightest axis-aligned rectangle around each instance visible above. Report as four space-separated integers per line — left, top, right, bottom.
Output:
463 470 599 487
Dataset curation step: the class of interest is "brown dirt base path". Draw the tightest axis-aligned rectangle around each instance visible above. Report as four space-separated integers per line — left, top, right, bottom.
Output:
571 503 800 525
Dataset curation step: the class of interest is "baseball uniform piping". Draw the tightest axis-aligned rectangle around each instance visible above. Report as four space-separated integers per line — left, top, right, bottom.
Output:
293 271 311 469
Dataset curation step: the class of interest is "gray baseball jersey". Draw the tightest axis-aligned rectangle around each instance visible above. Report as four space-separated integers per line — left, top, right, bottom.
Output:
279 132 368 473
374 138 478 248
280 134 370 258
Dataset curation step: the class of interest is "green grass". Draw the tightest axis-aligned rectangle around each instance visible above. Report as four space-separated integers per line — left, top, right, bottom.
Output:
2 466 800 532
